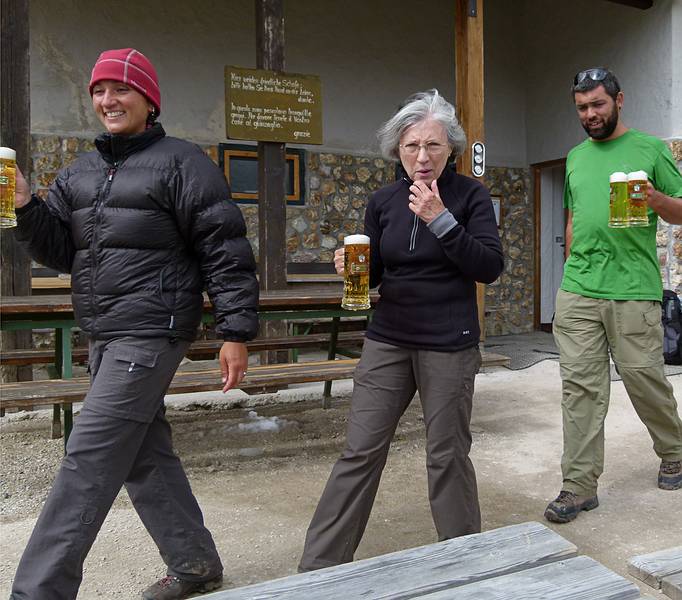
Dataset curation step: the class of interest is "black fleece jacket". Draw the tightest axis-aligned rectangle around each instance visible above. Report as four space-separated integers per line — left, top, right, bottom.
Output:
365 165 504 351
16 124 259 343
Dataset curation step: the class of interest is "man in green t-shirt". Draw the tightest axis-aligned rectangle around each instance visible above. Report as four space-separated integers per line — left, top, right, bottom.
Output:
545 68 682 524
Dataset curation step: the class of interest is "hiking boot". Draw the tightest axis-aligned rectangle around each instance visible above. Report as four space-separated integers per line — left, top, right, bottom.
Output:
544 490 599 523
658 460 682 490
141 574 223 600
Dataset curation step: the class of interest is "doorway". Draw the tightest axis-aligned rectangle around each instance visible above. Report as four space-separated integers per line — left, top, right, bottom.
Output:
533 159 567 331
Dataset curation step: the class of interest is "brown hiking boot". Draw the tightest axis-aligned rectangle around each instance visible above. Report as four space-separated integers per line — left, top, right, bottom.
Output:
658 460 682 490
141 574 223 600
544 490 599 523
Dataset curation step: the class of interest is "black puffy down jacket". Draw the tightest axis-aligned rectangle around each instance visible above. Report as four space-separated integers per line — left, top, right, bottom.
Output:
16 124 259 343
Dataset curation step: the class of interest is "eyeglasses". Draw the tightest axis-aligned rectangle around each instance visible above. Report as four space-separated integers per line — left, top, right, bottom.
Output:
399 142 449 156
573 68 609 86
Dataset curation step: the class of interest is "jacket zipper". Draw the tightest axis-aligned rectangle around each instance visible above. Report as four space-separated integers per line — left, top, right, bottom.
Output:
409 213 419 252
403 177 420 253
89 162 118 334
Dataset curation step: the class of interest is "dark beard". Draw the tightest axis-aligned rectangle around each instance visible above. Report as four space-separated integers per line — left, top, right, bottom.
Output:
582 104 619 140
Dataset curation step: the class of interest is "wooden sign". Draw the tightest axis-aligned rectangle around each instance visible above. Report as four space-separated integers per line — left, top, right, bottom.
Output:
225 66 323 144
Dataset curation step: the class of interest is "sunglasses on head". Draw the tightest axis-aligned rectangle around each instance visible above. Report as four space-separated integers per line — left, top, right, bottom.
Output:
573 68 609 86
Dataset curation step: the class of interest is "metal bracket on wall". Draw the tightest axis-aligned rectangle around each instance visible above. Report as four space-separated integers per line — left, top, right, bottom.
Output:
468 0 477 17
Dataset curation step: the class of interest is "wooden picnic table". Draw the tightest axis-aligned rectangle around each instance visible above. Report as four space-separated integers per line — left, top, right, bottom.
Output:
0 288 376 440
0 288 378 374
202 521 647 600
1 289 510 445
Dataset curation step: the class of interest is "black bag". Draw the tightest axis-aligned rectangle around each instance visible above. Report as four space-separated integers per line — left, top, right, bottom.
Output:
662 289 682 365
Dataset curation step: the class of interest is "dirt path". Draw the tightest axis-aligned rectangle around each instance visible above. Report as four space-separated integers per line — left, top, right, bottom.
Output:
1 361 680 598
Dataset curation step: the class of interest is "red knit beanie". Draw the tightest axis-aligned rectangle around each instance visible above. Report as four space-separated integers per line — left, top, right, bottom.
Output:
89 48 161 115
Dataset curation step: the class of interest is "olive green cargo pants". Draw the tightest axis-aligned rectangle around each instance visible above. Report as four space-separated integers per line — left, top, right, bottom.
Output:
553 290 682 496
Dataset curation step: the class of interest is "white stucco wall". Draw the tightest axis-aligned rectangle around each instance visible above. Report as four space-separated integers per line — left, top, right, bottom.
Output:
484 0 528 167
523 0 676 164
29 0 678 166
672 0 682 137
29 0 456 156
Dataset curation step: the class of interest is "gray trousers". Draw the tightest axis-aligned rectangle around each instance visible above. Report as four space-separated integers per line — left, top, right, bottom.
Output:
11 336 222 600
299 338 482 571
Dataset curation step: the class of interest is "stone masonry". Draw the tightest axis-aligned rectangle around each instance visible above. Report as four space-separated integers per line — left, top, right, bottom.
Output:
26 133 537 336
657 139 682 293
28 134 681 337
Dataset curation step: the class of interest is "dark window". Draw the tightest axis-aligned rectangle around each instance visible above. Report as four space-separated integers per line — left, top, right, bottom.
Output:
219 143 305 205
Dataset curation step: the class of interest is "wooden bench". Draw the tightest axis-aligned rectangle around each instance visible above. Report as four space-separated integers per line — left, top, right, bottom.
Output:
628 546 682 600
0 331 366 367
202 521 646 599
0 357 360 446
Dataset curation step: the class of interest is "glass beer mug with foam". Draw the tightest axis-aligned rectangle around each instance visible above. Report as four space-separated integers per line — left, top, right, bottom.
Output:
627 170 649 227
341 234 370 311
0 147 17 228
608 171 628 228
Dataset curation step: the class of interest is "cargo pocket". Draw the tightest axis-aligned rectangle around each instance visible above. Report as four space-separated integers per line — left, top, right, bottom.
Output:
85 344 163 423
112 345 158 373
620 302 661 362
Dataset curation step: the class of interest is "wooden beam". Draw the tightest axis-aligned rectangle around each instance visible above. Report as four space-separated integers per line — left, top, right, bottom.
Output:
602 0 654 9
455 0 486 339
205 522 577 600
663 572 682 600
628 547 682 589
255 0 288 367
255 0 287 291
1 0 33 384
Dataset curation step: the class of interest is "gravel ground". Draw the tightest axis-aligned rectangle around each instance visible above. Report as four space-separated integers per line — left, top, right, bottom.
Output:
1 362 681 599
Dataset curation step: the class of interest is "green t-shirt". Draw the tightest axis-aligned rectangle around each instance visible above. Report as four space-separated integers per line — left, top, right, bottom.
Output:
562 129 682 301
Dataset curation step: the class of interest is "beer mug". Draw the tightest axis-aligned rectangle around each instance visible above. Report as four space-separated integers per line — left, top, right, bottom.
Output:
627 170 649 227
0 147 17 228
341 234 370 311
608 171 628 228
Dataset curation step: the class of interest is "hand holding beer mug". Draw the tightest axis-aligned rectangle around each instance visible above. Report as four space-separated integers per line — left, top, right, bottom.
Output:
0 147 17 228
341 234 371 311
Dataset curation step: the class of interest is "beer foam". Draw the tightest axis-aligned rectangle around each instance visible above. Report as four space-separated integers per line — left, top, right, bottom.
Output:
344 234 369 245
0 147 16 160
609 171 627 183
627 170 648 181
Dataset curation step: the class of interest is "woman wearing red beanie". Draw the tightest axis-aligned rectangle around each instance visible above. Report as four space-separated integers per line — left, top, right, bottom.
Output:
10 48 259 600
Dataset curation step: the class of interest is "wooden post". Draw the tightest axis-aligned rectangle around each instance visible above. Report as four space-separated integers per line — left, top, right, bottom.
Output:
1 0 33 385
255 0 287 291
255 0 289 366
455 0 487 340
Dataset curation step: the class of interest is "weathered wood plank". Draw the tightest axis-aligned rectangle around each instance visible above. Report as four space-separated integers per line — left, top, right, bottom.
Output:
662 571 682 600
480 351 510 367
628 547 682 589
203 521 576 600
0 0 33 384
0 331 366 366
0 359 360 410
420 556 640 600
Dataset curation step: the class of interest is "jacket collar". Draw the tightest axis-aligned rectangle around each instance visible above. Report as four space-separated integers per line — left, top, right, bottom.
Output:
95 123 166 164
402 163 457 187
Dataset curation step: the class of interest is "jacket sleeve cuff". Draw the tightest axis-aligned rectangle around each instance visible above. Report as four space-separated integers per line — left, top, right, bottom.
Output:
427 209 458 238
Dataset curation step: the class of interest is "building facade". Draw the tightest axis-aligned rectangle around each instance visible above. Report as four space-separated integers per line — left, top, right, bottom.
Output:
26 0 682 335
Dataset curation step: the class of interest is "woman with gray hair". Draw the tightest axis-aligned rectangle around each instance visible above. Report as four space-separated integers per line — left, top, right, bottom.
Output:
298 89 504 571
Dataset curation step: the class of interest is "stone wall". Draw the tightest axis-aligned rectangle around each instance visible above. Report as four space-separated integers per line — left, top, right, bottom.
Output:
657 139 682 293
29 133 534 336
29 135 394 264
483 167 534 335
